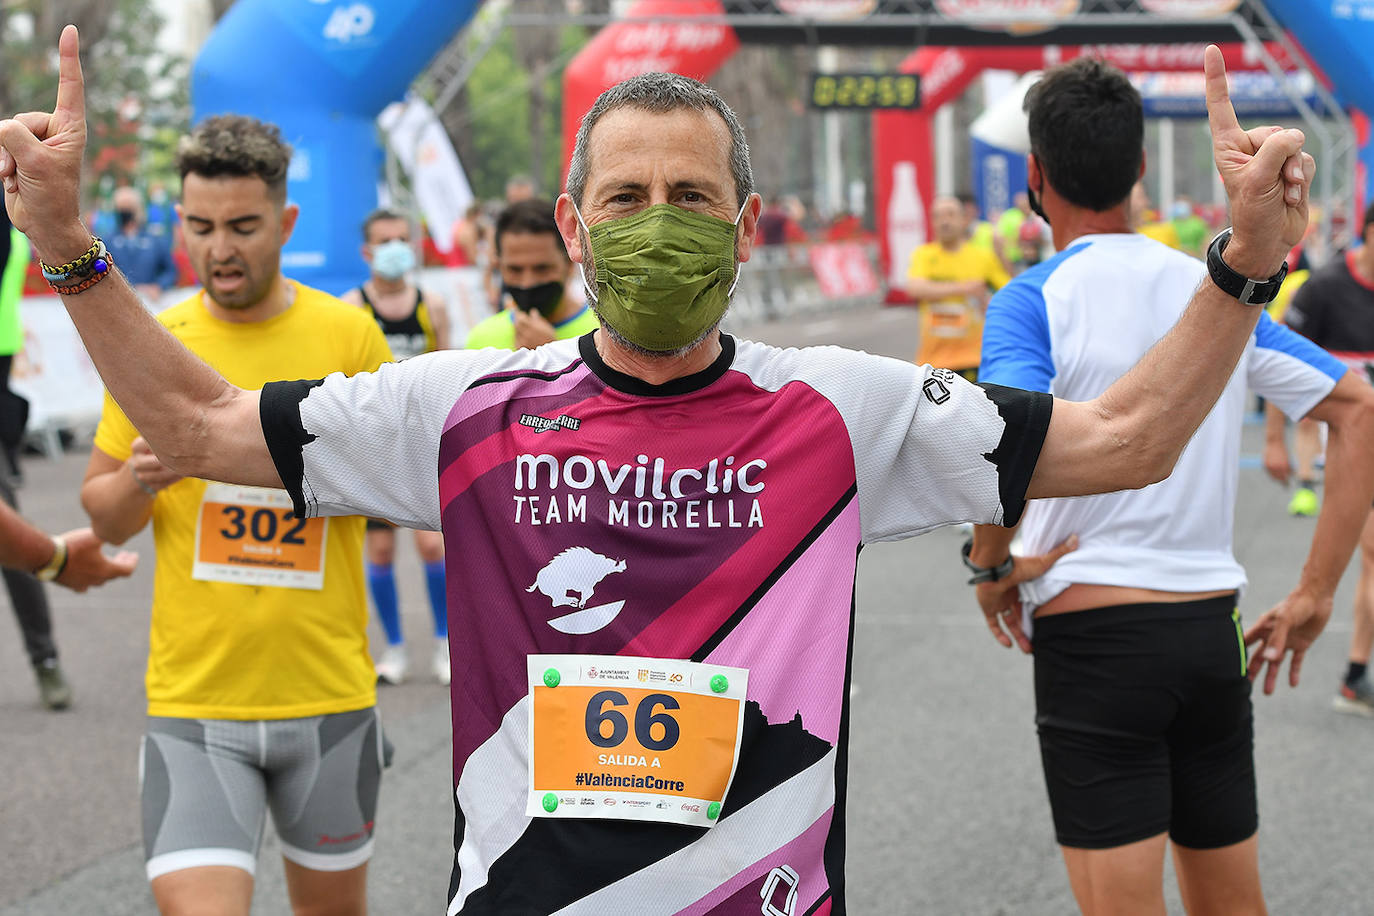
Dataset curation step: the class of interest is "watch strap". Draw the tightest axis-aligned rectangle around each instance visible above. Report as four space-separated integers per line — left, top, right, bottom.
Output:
1206 228 1287 306
961 539 1015 585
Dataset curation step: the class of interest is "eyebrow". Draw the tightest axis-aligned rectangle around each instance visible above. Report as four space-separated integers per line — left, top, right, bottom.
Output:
183 214 263 227
601 179 726 198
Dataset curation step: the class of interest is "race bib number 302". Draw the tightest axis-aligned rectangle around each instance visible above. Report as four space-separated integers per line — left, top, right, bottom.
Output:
527 654 748 828
192 483 328 590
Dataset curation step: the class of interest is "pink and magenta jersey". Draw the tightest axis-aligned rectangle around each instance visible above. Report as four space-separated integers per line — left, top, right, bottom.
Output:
260 333 1050 915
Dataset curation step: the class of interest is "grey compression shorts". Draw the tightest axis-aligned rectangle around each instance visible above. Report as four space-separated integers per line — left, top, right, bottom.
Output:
140 707 383 880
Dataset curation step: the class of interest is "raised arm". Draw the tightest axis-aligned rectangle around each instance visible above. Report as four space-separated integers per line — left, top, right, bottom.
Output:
0 26 277 487
1027 46 1314 499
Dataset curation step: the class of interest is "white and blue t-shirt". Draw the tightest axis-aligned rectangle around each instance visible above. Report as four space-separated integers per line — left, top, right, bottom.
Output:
980 233 1345 611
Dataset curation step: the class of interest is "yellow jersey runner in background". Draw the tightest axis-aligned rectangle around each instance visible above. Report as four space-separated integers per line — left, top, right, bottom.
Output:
93 283 391 718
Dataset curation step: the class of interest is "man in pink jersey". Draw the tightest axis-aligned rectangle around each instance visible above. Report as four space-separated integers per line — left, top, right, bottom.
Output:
2 29 1318 914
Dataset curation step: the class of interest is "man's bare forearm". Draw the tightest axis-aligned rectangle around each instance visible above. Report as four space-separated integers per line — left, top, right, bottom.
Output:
907 278 972 301
1264 400 1288 446
81 469 153 546
970 524 1016 568
1294 380 1374 599
0 501 58 572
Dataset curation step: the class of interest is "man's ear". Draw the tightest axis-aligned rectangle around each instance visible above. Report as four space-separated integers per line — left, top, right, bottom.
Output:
279 203 300 247
554 194 585 264
1026 154 1043 193
735 193 762 264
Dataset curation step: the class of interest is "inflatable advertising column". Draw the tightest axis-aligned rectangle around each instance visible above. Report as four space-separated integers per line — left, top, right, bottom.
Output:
969 72 1036 224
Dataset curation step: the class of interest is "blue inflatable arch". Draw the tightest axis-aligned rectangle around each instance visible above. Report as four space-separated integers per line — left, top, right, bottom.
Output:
192 0 482 294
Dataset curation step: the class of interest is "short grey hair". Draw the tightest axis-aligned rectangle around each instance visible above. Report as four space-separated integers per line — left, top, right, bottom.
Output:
566 72 754 210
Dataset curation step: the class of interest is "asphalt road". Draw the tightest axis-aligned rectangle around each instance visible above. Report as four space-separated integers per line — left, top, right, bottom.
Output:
2 305 1372 914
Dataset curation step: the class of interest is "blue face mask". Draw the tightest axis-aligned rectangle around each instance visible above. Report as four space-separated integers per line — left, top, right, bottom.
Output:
371 240 416 279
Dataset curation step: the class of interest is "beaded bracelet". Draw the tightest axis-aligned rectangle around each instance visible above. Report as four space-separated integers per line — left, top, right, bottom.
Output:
40 236 111 282
50 264 116 296
44 243 116 295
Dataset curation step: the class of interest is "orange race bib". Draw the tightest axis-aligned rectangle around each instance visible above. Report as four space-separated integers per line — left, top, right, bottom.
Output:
527 654 748 828
192 483 328 590
928 300 974 338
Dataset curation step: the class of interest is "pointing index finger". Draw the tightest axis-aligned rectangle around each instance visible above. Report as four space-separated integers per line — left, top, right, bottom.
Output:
54 24 85 128
1204 44 1242 146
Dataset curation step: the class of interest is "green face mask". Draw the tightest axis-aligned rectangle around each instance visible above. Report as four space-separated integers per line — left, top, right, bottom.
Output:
575 201 746 352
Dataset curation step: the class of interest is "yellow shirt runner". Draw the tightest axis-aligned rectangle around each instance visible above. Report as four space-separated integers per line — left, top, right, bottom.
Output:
94 283 393 720
907 241 1010 372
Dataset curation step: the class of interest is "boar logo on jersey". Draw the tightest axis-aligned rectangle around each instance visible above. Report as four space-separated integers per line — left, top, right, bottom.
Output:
527 546 628 634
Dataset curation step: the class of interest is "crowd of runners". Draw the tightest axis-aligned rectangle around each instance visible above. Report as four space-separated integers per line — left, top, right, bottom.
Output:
1 22 1371 916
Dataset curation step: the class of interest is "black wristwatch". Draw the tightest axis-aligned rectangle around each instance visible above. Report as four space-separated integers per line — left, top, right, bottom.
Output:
961 538 1015 585
1206 228 1288 306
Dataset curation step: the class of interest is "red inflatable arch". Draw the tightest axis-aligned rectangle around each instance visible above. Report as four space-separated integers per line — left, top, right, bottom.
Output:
873 41 1297 297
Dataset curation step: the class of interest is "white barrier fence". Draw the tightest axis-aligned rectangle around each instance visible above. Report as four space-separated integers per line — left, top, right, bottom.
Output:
727 241 885 326
12 249 882 457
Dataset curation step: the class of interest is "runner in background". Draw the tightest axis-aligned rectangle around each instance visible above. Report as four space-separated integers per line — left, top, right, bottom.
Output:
464 198 597 351
1011 217 1047 276
478 176 542 308
78 114 392 914
1265 200 1374 715
1170 196 1210 258
997 191 1032 266
343 208 451 686
906 194 1010 381
1131 181 1184 251
960 191 1006 266
106 186 177 303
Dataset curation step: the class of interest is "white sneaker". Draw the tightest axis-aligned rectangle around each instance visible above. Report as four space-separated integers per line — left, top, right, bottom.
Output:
375 645 408 686
433 641 451 686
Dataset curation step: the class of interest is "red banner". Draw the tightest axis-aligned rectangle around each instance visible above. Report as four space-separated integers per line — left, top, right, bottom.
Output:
808 243 880 299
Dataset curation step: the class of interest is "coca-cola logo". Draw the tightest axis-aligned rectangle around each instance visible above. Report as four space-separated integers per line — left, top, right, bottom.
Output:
922 48 968 104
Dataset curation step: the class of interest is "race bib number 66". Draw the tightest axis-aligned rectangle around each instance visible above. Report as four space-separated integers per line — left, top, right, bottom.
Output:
192 483 328 590
527 654 748 828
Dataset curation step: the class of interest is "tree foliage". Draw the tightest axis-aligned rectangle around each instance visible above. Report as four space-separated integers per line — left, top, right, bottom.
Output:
0 0 189 201
438 16 588 204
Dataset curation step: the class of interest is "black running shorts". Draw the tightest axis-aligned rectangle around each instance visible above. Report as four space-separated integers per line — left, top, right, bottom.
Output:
1032 594 1256 850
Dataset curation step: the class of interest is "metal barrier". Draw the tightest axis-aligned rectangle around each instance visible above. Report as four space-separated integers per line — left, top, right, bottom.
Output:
728 241 886 326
